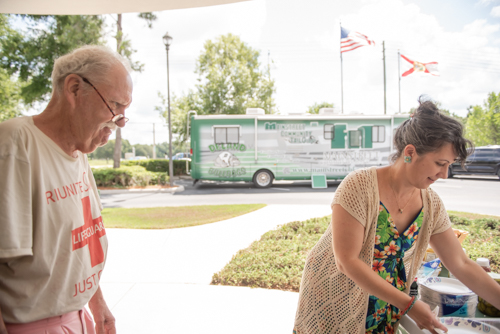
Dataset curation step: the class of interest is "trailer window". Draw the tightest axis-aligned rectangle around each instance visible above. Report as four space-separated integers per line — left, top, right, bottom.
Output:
372 126 385 143
324 124 334 140
349 130 361 148
214 127 239 144
214 128 226 144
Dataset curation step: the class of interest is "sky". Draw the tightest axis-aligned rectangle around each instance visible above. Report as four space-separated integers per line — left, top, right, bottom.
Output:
27 0 500 145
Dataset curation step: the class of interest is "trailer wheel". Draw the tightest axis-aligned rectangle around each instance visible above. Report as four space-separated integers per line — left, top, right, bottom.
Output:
253 170 274 188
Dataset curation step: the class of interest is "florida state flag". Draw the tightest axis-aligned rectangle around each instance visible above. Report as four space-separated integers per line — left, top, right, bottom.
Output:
401 54 439 77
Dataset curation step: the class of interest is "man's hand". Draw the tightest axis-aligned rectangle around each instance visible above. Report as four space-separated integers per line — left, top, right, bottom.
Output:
88 287 116 334
0 307 8 334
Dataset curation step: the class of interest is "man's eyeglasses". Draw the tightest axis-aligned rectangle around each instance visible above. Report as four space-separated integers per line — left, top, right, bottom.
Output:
80 76 129 128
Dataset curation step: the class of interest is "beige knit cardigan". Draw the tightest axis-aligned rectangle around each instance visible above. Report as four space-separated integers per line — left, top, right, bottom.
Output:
293 167 451 334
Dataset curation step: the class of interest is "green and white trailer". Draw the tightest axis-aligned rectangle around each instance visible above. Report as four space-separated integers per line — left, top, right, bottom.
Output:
189 108 409 188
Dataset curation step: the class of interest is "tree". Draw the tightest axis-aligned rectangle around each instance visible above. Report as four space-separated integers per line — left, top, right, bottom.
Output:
307 102 334 114
0 15 24 122
112 12 157 168
88 139 132 160
196 34 274 115
465 92 500 146
408 101 464 124
156 91 200 146
156 33 275 144
133 144 153 158
0 14 104 106
155 142 170 159
434 101 466 124
0 68 23 122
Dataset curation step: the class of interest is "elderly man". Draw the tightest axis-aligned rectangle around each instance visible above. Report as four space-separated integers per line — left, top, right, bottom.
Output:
0 45 132 334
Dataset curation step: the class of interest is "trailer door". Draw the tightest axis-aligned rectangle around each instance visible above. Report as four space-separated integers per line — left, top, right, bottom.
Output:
331 124 346 149
360 126 373 148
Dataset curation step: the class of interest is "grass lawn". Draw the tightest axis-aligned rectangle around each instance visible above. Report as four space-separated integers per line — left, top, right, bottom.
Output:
447 210 500 220
211 211 500 292
102 204 266 229
88 159 113 167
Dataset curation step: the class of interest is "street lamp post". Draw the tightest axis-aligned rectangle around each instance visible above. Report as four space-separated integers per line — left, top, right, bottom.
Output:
163 32 174 187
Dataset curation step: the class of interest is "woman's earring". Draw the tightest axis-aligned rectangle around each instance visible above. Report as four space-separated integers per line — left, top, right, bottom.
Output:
404 156 412 163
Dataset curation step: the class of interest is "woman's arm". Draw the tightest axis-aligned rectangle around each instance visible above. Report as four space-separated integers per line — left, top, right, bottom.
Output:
332 204 447 333
430 227 500 309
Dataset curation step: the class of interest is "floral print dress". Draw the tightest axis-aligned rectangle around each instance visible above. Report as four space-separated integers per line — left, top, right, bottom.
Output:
365 203 423 334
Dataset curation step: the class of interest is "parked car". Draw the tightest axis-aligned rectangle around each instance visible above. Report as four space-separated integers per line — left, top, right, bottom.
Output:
127 156 148 161
172 152 192 160
449 145 500 179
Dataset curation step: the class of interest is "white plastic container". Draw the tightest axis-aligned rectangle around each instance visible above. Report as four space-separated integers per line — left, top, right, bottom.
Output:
419 277 478 317
477 257 491 272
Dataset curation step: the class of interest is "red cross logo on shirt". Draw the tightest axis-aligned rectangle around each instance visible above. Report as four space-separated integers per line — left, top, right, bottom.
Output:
71 196 106 268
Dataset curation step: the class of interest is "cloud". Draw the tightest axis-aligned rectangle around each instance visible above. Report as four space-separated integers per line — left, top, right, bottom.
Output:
97 0 500 144
477 0 499 5
105 1 268 144
317 0 500 117
492 6 500 17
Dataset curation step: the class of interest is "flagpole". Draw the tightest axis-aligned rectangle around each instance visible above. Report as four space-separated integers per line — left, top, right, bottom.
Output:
382 41 386 115
340 22 344 114
398 49 401 114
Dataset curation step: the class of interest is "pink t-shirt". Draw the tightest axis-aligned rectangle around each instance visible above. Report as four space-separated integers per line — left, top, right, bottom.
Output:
0 116 108 323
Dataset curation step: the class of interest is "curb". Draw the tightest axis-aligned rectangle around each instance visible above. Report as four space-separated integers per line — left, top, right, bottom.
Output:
99 185 185 195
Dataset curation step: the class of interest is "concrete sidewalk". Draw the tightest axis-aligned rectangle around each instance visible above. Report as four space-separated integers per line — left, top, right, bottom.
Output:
98 204 332 334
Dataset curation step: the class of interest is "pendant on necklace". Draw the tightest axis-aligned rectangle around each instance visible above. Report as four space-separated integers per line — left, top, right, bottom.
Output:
399 209 403 214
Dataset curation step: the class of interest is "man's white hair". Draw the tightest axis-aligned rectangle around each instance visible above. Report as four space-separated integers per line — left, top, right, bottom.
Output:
51 45 131 96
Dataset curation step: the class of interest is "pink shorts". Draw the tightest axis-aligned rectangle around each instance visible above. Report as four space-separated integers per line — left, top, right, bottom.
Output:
5 309 95 334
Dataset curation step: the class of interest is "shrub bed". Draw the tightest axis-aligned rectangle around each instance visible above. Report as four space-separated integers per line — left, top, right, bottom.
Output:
121 159 189 175
449 214 500 271
92 166 168 187
211 216 330 292
211 213 500 292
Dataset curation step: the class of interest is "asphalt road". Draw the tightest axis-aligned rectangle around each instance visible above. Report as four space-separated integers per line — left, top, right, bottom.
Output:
100 175 500 216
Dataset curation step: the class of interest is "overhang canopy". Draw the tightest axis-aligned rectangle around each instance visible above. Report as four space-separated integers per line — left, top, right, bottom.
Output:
0 0 249 15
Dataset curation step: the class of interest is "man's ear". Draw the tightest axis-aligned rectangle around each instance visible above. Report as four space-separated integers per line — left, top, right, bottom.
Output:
64 74 83 109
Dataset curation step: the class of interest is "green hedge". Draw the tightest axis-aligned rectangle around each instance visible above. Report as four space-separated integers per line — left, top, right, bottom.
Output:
211 214 500 292
449 214 500 273
92 166 168 187
121 159 189 176
211 216 330 292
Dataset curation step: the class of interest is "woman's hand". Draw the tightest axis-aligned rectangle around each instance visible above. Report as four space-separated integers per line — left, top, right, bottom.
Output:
407 300 448 334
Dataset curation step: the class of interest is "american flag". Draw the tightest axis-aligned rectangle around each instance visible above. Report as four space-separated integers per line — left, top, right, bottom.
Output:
340 26 375 53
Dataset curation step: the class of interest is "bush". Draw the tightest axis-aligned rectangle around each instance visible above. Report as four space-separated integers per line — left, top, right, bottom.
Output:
449 214 472 226
121 159 189 175
211 213 500 292
92 166 168 187
452 217 500 272
211 216 330 292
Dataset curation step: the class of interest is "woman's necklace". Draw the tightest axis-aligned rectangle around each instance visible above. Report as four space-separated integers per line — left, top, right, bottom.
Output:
390 176 416 214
